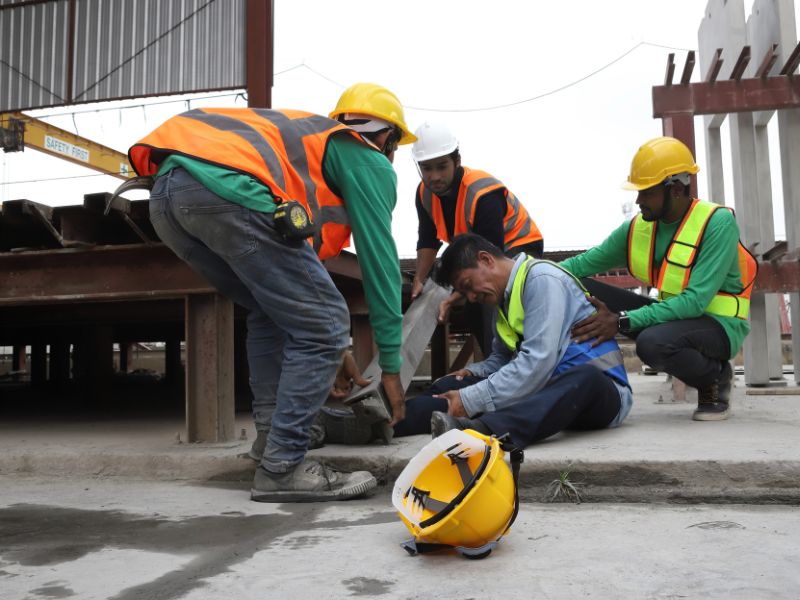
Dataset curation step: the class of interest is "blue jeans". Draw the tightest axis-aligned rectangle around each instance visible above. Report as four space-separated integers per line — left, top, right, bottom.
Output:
148 167 350 472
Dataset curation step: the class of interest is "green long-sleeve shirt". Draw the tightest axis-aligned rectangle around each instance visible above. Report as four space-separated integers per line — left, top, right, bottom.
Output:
559 208 750 358
157 133 402 372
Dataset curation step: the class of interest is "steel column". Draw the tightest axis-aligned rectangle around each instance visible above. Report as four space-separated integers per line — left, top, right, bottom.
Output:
246 0 273 108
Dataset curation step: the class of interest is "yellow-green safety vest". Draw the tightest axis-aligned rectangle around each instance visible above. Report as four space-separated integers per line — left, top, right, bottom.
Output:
626 199 758 320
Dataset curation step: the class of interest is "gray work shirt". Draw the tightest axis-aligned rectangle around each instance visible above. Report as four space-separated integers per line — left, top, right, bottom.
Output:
459 254 633 427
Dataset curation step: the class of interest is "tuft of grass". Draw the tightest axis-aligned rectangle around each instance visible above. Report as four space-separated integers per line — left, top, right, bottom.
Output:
545 465 582 504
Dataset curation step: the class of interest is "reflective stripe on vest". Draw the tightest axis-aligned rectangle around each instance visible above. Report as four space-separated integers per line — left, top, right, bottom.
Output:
129 107 368 260
626 199 758 320
495 257 630 390
418 167 543 251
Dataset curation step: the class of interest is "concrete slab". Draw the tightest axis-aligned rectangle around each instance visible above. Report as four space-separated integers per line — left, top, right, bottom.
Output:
2 478 800 600
1 373 799 503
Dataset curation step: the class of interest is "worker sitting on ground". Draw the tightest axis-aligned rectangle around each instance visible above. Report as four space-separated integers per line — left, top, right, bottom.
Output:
394 233 633 446
560 137 756 422
409 121 544 354
130 82 415 502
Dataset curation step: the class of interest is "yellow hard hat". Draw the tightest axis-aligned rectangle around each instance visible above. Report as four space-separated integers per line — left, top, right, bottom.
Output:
392 428 520 558
329 82 416 145
623 136 699 191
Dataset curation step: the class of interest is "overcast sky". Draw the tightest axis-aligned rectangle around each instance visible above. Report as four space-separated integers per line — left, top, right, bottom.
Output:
1 0 793 257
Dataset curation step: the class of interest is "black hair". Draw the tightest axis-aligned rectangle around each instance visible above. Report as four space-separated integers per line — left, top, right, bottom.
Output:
434 233 503 288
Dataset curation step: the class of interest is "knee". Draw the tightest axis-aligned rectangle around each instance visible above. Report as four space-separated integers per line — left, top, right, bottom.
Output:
635 327 666 367
560 363 605 388
429 374 466 394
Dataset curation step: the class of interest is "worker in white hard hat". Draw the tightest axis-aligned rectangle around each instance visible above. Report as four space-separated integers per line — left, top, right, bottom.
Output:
409 121 544 355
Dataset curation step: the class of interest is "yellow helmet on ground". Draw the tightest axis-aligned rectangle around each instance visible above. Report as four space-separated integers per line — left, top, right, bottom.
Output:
623 136 699 191
329 82 416 145
392 428 522 559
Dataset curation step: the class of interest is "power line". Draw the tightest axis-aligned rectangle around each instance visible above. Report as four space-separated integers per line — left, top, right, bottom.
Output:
29 91 245 120
1 172 119 186
297 41 693 113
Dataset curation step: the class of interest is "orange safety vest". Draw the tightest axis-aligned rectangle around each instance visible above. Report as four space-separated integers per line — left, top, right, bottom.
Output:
626 199 758 319
129 107 375 260
417 167 542 252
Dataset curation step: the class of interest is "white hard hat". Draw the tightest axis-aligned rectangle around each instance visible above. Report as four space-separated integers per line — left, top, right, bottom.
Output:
411 121 459 163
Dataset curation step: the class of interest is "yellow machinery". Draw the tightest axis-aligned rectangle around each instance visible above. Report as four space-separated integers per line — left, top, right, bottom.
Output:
0 111 132 180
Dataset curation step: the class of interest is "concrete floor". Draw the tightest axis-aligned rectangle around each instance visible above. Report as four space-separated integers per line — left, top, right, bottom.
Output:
2 372 800 503
2 371 800 599
2 477 800 600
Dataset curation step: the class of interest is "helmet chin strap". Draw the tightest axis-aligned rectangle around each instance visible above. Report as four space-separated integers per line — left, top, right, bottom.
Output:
381 128 401 157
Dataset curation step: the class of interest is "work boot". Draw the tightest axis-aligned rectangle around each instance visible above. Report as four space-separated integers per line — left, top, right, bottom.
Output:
247 430 267 461
251 458 377 503
692 361 733 421
430 411 491 439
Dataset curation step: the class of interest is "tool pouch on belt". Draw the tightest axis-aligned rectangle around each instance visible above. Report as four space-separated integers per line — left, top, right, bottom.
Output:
273 200 317 241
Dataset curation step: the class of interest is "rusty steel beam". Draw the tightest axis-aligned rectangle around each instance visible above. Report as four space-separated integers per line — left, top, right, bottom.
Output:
324 251 363 280
756 44 779 79
665 53 676 86
779 40 800 76
753 260 800 293
0 244 214 305
0 199 63 250
52 205 103 248
705 48 724 83
246 0 273 108
729 46 751 81
83 193 159 245
653 75 800 117
680 51 696 85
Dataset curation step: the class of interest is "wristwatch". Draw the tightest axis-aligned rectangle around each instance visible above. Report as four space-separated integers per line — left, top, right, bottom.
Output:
618 311 631 334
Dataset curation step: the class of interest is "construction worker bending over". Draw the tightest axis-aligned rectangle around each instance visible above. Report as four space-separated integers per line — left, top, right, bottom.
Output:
128 83 415 502
561 137 756 422
395 233 632 446
409 121 544 354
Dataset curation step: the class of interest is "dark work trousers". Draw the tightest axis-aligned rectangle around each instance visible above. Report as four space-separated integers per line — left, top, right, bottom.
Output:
392 375 457 436
581 278 730 389
469 240 545 355
394 365 621 449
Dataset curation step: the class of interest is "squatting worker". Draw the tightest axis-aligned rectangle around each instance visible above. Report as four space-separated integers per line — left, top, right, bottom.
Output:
409 121 544 354
561 137 757 422
128 83 416 502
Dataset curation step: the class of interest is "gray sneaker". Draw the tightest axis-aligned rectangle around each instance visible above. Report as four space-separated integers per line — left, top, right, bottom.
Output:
251 459 377 503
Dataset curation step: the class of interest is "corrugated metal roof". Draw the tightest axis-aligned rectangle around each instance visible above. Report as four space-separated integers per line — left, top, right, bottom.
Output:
0 0 246 112
0 0 70 111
